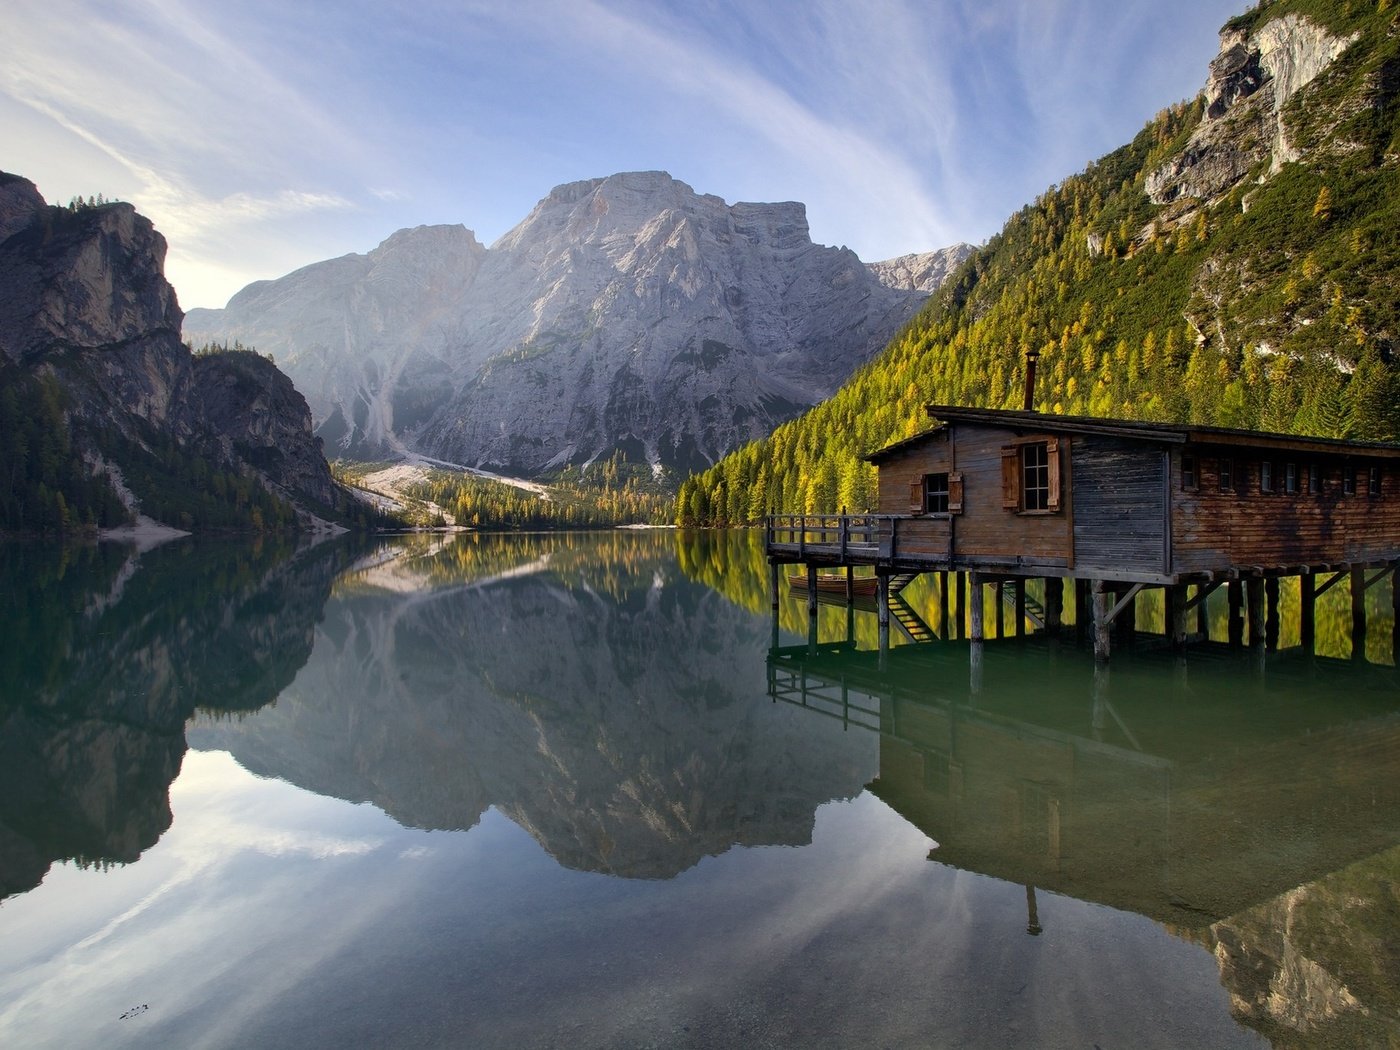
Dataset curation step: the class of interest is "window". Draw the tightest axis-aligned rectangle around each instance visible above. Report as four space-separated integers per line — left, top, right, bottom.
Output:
1284 462 1298 495
1219 457 1235 492
1369 465 1382 497
909 471 963 514
1308 462 1321 495
1343 465 1357 496
1182 453 1198 490
925 472 949 514
1260 461 1274 493
1001 439 1061 512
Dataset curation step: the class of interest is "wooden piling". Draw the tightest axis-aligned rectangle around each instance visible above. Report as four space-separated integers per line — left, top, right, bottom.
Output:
1247 577 1266 647
1352 566 1366 661
1075 580 1089 643
1300 572 1316 652
877 571 891 653
994 580 1005 639
1169 584 1188 652
955 573 967 640
1092 580 1111 663
969 572 984 643
1265 577 1280 650
938 571 950 640
1045 577 1063 636
770 562 780 610
1228 580 1244 646
1014 579 1027 639
1195 583 1209 640
807 564 819 618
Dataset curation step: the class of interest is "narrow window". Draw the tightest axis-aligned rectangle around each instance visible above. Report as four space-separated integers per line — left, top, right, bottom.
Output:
1284 462 1298 495
924 472 950 514
1219 457 1234 492
1260 461 1274 494
1369 465 1382 497
1022 442 1050 511
1343 465 1357 496
1308 462 1321 495
1182 453 1198 490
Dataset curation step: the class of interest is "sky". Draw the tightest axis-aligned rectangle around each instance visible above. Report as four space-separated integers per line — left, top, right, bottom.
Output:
2 0 1246 311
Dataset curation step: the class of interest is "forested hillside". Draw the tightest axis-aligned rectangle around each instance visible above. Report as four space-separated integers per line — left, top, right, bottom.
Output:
678 0 1400 525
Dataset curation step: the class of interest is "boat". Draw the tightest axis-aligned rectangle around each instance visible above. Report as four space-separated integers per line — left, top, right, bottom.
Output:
787 572 879 596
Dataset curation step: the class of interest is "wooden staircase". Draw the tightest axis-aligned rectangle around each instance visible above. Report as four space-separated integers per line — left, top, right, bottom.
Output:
889 595 937 643
999 584 1046 630
889 573 919 595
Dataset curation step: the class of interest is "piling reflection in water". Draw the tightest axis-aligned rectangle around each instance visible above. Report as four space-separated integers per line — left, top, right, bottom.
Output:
767 632 1400 1046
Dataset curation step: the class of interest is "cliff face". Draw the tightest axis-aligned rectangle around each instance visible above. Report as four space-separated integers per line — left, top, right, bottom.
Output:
186 171 943 475
0 173 343 529
1146 14 1357 206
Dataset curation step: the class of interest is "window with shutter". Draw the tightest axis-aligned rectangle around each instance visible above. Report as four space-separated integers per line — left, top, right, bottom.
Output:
909 479 923 513
948 472 964 514
1045 438 1061 511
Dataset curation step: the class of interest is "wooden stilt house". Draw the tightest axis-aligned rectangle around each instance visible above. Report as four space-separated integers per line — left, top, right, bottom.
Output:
766 404 1400 659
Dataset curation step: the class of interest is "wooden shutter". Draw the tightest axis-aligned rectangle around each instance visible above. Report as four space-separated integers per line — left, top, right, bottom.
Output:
1001 447 1020 509
1046 437 1061 511
909 479 923 513
948 472 964 514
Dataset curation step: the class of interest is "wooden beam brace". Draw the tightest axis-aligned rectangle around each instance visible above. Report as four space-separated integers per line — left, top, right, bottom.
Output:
1103 583 1145 627
1314 571 1348 598
1183 580 1222 613
1363 566 1395 592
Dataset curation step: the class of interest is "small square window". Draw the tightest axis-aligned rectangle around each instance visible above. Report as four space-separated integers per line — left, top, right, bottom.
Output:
925 472 949 514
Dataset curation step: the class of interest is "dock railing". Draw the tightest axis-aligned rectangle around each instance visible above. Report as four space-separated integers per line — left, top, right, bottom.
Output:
765 514 884 559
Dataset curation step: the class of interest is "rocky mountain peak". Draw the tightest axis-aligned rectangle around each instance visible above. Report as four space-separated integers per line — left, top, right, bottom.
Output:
1146 13 1357 205
867 244 976 293
187 171 952 475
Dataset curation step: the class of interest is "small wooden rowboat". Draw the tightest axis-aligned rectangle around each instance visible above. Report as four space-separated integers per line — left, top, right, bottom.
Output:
788 572 879 596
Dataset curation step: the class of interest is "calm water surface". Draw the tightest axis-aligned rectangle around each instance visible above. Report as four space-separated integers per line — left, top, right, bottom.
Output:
1 531 1397 1048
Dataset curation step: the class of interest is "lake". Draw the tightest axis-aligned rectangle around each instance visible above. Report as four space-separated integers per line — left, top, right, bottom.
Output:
1 530 1397 1048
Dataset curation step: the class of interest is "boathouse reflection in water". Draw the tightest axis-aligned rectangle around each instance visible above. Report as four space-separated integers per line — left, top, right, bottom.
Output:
767 634 1400 1045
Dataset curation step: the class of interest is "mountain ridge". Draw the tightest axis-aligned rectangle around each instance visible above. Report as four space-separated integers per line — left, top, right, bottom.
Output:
186 170 970 477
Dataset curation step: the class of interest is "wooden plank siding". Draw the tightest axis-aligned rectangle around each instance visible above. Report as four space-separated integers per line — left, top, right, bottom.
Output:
1170 446 1400 574
1072 438 1168 577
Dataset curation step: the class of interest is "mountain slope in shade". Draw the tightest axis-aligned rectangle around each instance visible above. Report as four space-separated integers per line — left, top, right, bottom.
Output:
186 172 959 476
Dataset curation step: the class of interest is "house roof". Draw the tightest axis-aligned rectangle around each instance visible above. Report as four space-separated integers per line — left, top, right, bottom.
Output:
863 405 1400 462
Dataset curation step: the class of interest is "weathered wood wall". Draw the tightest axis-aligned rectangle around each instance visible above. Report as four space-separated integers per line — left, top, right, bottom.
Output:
1072 439 1168 576
1172 448 1400 573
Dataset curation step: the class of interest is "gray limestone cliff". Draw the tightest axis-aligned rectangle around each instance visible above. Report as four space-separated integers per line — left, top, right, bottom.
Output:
0 172 343 524
186 171 950 475
1145 14 1357 206
867 244 975 293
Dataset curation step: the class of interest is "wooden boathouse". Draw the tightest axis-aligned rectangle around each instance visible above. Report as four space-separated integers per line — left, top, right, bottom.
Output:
766 404 1400 660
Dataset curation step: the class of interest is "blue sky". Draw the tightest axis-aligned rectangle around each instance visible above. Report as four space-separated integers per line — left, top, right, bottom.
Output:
3 0 1244 310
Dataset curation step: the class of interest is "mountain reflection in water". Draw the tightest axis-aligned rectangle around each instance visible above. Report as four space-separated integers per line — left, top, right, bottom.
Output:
1 529 1397 1048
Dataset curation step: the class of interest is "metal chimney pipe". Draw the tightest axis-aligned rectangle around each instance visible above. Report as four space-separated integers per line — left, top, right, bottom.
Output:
1022 346 1040 411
